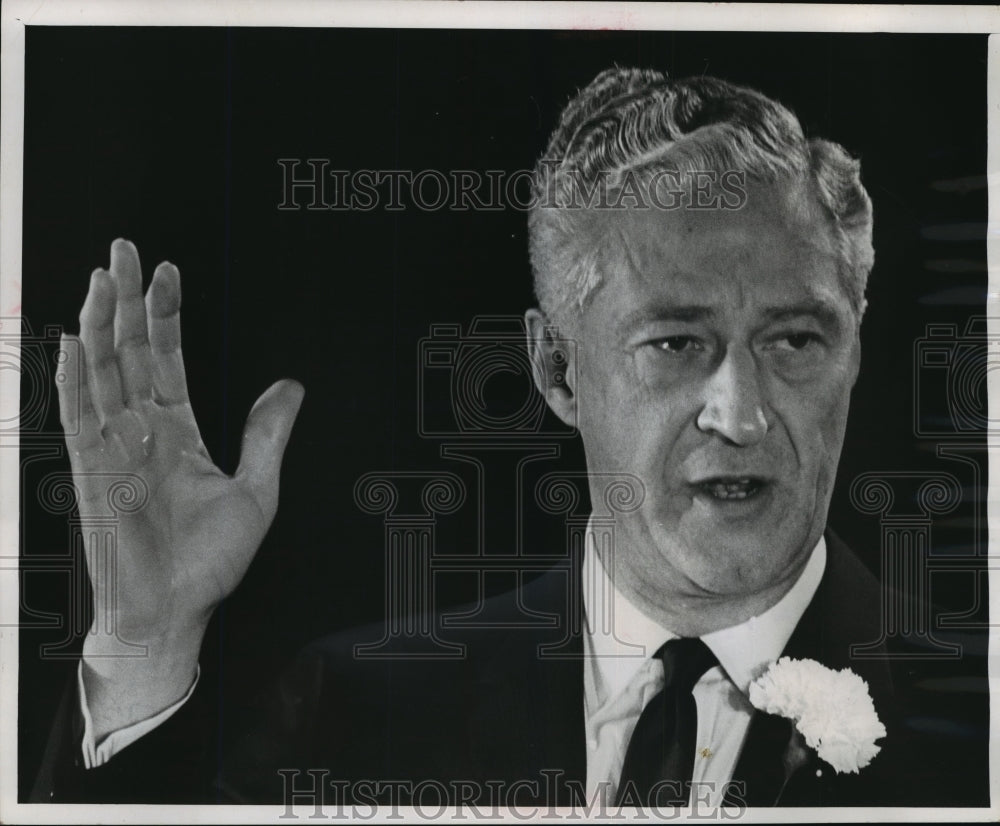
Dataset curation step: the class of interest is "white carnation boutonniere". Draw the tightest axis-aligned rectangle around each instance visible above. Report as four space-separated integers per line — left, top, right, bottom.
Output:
749 657 887 776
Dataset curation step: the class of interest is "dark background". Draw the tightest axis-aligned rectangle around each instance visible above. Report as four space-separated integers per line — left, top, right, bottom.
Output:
18 28 989 797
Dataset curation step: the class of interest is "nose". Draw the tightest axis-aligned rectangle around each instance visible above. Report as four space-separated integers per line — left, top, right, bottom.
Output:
696 347 768 446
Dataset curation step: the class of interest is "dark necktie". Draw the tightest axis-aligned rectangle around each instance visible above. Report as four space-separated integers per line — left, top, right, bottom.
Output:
615 637 718 807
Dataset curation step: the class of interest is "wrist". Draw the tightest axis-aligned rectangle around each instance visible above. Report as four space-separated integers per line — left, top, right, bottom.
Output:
81 621 206 741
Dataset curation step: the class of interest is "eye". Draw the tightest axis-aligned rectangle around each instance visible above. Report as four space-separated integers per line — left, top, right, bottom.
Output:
652 335 703 354
770 332 821 352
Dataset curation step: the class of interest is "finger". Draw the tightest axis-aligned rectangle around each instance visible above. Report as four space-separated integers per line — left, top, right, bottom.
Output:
110 238 153 405
235 380 305 519
79 267 125 423
56 333 103 456
145 261 189 406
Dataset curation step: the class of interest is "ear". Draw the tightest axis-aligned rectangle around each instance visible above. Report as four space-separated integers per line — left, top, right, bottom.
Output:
525 308 578 429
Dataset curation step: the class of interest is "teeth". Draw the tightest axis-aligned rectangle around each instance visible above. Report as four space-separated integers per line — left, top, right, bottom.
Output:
703 479 759 500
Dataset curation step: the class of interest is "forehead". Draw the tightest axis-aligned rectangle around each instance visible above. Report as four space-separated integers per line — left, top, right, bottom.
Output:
589 179 850 324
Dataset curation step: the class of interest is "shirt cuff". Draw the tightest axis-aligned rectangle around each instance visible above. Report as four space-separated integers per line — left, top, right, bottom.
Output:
77 660 200 769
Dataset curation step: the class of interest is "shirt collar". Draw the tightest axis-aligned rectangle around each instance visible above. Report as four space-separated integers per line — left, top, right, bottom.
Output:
582 519 827 704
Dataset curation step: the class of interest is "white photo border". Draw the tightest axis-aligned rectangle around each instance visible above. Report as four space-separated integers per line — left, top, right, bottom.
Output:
1 2 998 823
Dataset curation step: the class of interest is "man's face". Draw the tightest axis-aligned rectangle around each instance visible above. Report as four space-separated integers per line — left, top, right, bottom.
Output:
568 177 861 612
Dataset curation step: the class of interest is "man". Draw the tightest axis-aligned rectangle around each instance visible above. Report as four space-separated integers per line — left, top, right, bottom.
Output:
32 68 988 809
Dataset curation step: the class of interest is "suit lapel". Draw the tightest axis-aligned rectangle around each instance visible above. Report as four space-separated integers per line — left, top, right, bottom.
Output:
730 532 894 806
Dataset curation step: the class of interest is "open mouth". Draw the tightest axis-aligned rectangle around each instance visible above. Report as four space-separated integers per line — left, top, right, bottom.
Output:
695 476 765 501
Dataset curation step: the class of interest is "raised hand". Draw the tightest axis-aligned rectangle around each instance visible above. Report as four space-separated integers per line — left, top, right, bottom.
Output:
57 239 304 738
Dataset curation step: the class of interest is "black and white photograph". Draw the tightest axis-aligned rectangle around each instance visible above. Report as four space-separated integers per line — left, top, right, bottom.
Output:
2 2 997 821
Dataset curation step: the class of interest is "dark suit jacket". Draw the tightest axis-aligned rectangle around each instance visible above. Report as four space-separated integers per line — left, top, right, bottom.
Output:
31 532 989 809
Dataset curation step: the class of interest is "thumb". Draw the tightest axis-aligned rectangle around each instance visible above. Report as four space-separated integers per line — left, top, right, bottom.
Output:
236 379 305 517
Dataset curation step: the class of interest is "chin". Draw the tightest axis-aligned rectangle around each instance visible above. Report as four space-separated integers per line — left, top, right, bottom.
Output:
673 527 810 589
681 557 794 601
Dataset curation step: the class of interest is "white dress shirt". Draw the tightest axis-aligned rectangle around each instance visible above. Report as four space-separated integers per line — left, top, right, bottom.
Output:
581 527 826 808
81 525 826 794
78 662 200 768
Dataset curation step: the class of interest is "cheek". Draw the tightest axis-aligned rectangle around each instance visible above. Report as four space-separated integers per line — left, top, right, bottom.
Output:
577 360 629 467
578 364 679 476
816 375 854 449
577 348 633 434
783 378 853 483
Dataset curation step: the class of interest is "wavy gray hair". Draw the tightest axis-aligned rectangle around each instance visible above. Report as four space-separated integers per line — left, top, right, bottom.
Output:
527 68 874 328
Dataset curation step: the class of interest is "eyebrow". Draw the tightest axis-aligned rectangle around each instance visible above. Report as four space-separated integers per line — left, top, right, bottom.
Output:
618 299 845 333
619 305 716 330
760 300 843 328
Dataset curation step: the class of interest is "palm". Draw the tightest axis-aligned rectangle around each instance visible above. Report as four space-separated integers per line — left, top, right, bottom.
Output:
58 240 303 645
72 402 260 635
